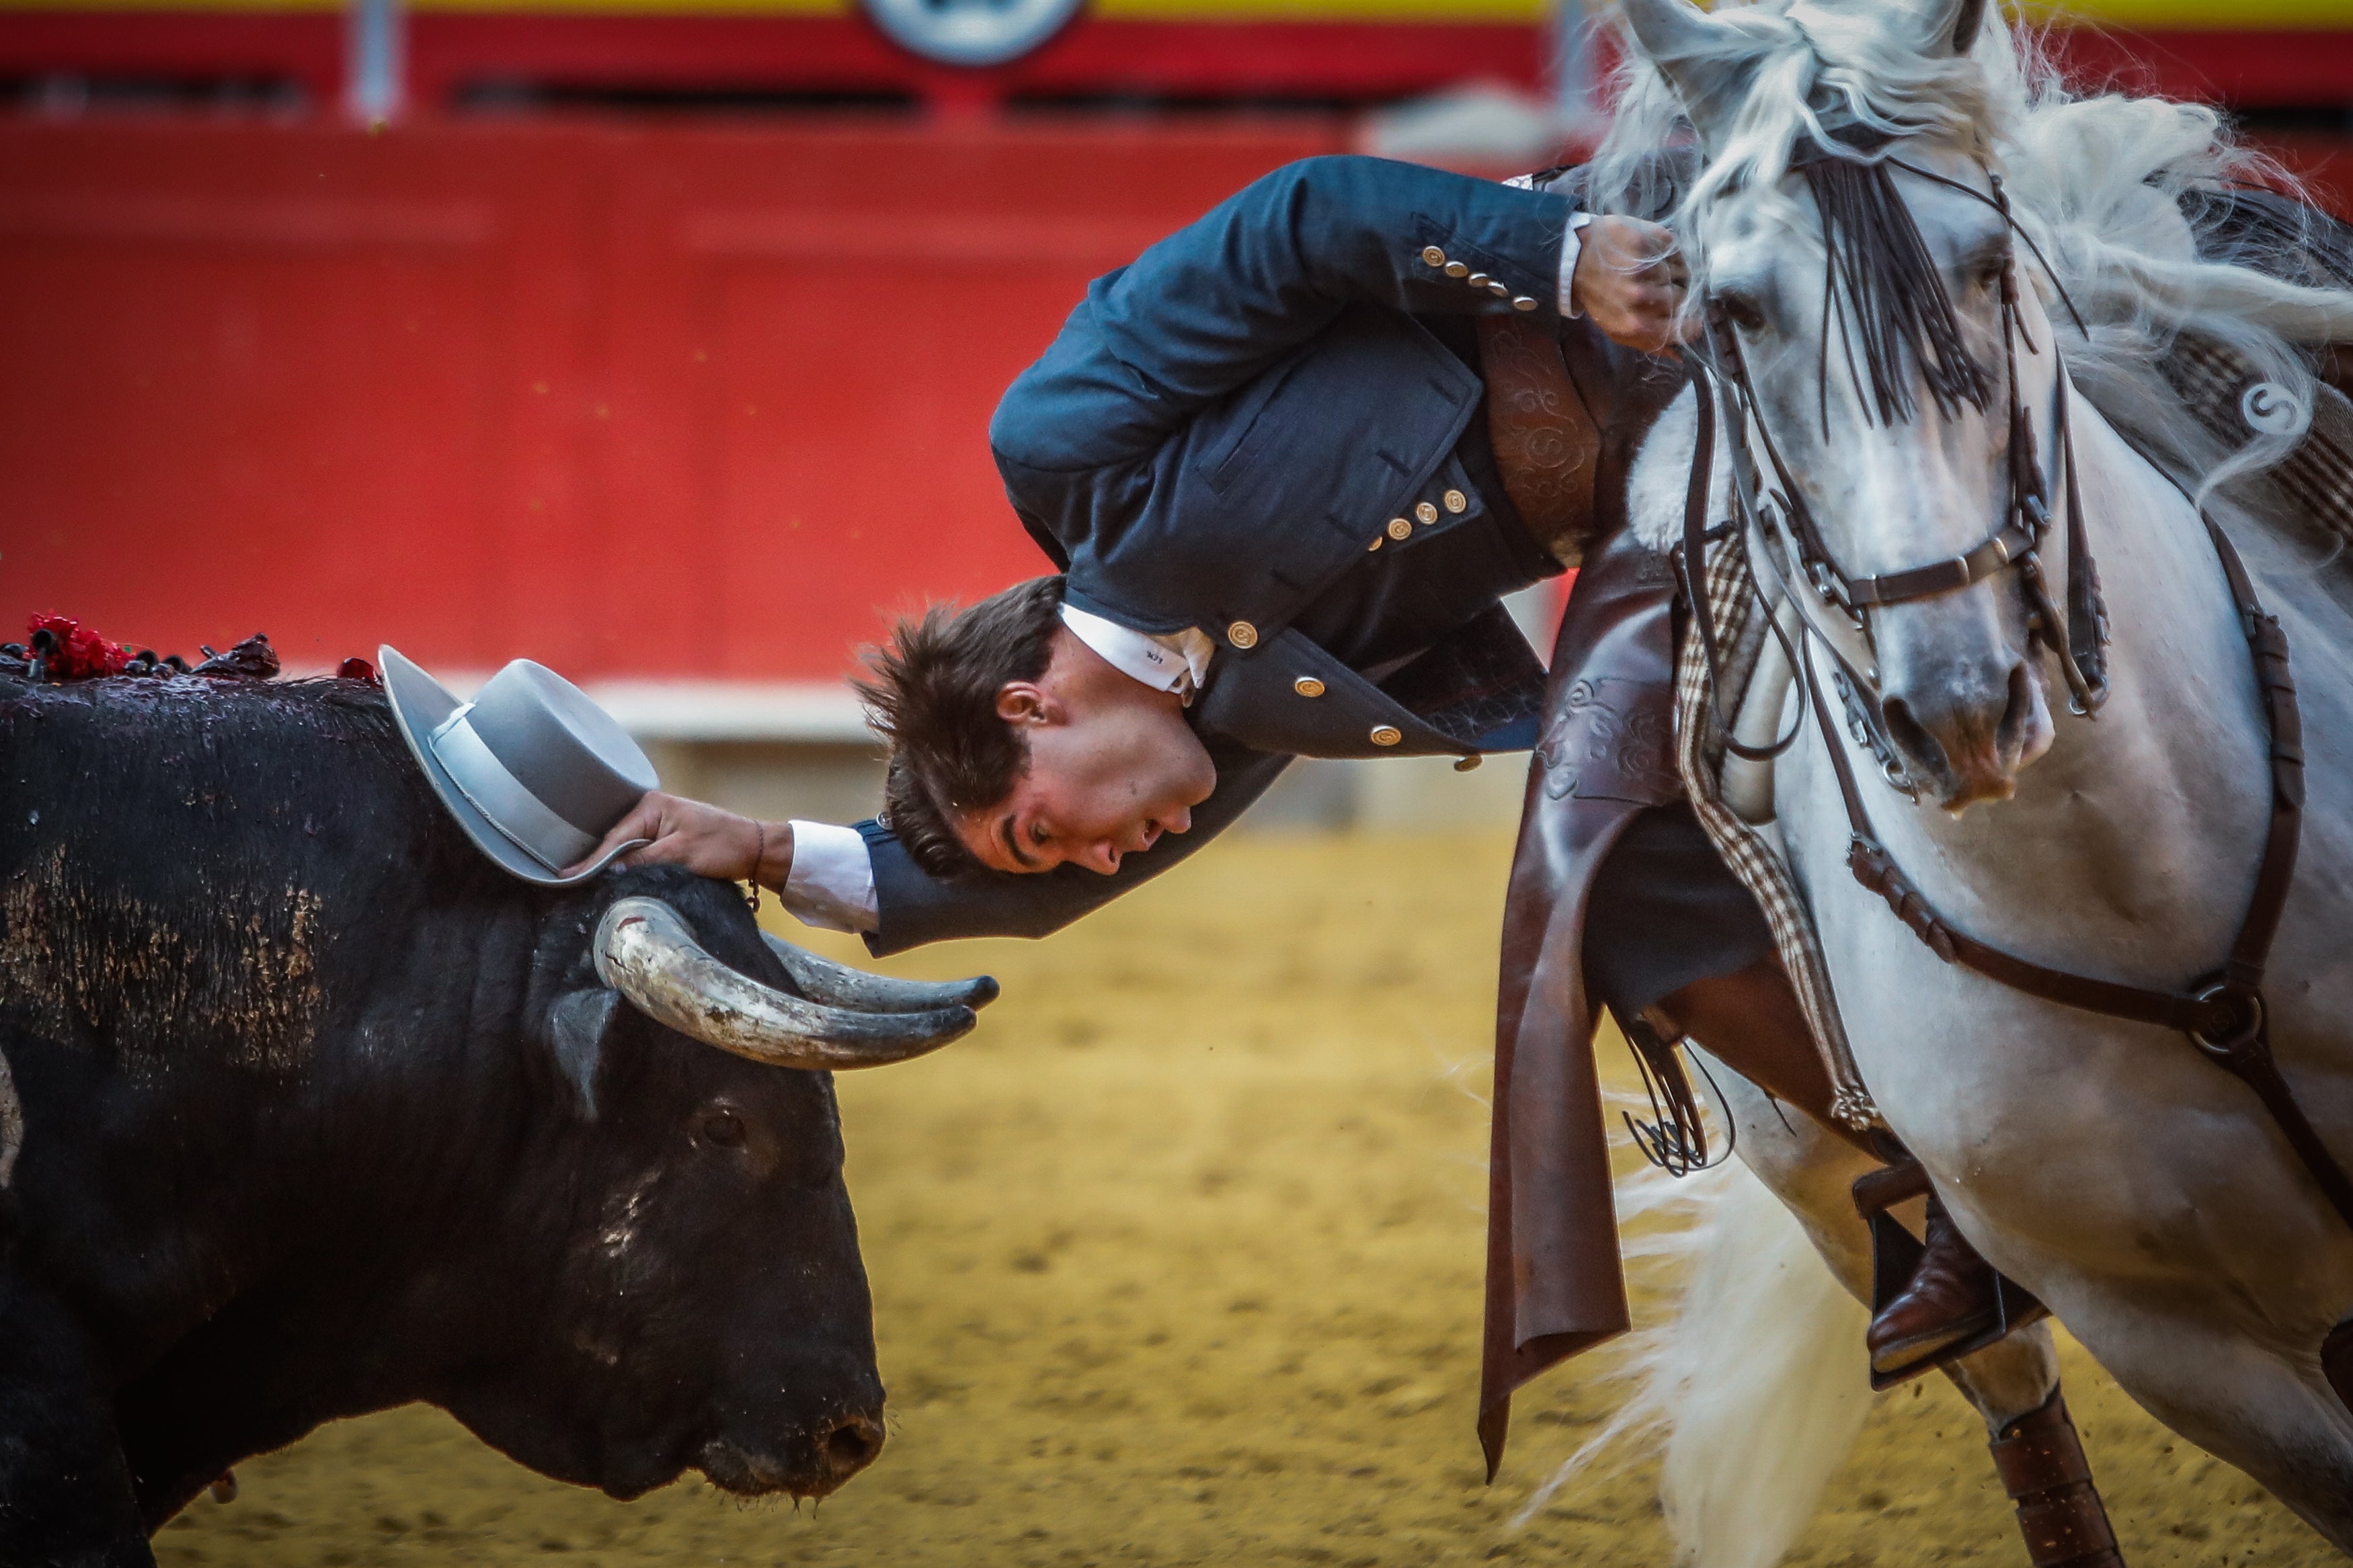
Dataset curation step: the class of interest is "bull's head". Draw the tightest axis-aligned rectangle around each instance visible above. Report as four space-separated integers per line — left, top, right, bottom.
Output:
439 872 996 1507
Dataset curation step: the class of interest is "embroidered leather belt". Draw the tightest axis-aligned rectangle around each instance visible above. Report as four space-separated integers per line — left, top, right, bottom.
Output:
1479 312 1606 565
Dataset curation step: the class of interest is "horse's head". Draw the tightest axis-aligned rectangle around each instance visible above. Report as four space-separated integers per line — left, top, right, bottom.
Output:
1622 0 2071 810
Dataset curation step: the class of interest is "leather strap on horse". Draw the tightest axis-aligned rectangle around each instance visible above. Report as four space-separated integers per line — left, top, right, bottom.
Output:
1795 511 2353 1233
1681 358 1806 765
1989 1391 2124 1568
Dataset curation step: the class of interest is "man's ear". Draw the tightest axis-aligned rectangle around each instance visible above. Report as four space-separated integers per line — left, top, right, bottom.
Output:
544 988 623 1120
994 681 1061 726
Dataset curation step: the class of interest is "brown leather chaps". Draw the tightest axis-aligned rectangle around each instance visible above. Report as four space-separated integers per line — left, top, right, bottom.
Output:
1477 309 1874 1470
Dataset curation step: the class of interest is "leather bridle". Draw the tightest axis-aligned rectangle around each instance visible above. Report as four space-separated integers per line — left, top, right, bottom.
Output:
1675 153 2353 1231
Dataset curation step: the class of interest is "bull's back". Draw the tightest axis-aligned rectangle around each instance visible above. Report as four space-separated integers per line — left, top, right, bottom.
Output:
0 674 479 1074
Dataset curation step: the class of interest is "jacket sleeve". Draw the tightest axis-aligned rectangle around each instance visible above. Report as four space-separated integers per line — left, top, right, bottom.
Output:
858 740 1291 955
989 154 1577 476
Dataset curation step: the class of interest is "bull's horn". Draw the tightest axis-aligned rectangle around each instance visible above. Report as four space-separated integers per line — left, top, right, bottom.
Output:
595 897 975 1069
1620 0 1749 150
760 931 999 1015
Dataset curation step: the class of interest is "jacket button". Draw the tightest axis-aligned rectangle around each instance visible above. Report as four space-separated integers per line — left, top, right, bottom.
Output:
1512 296 1540 312
1453 754 1483 772
1226 620 1258 649
1293 676 1326 698
1367 534 1384 551
1442 489 1468 513
1486 280 1510 297
1369 725 1402 747
1466 272 1490 288
1421 245 1446 267
1414 501 1439 526
1445 261 1469 278
1386 517 1413 542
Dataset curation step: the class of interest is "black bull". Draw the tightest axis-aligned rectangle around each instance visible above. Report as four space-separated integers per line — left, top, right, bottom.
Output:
0 671 988 1563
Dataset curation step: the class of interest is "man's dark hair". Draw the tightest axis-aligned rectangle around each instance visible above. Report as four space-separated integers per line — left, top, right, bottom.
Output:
856 575 1066 879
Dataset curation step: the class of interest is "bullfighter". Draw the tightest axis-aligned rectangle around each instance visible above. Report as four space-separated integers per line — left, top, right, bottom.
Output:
573 153 1998 1466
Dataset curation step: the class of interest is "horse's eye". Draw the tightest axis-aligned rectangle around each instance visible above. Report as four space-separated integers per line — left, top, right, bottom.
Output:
1716 292 1768 333
1973 252 2011 291
699 1108 747 1148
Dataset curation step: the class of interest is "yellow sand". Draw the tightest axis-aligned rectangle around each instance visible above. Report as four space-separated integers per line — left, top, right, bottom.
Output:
154 834 2335 1565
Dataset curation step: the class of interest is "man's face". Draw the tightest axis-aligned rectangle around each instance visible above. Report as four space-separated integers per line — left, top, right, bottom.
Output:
954 629 1218 876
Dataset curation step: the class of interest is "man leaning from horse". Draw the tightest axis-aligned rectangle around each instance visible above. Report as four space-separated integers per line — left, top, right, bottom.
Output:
575 152 2002 1459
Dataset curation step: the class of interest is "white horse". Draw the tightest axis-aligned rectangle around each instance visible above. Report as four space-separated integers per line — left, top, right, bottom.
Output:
1551 0 2353 1556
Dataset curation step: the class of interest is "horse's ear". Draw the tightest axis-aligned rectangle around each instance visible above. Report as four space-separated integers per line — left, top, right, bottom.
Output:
1940 0 1989 56
1620 0 1751 149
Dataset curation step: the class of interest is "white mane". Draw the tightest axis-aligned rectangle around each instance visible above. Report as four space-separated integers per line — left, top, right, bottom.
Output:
1585 0 2353 515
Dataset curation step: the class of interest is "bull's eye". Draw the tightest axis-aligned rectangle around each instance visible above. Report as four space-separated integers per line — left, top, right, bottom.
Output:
699 1109 747 1148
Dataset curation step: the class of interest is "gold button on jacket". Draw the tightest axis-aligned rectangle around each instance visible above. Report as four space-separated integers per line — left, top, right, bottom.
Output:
1512 296 1539 312
1444 261 1469 278
1466 272 1490 288
1369 725 1403 747
1292 675 1326 698
1414 501 1439 526
1226 620 1258 649
1442 489 1468 513
1421 245 1446 267
1386 517 1412 542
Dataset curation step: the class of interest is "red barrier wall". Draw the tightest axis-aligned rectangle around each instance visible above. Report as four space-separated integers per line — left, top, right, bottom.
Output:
3 114 2345 689
0 118 1337 680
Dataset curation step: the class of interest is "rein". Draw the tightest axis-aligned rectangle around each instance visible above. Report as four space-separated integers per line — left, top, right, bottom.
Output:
1676 155 2353 1231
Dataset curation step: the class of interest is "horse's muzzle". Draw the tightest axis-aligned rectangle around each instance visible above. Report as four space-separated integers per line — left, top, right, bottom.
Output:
1880 658 2052 810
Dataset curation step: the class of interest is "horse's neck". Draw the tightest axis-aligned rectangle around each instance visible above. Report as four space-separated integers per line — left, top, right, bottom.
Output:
1827 394 2275 983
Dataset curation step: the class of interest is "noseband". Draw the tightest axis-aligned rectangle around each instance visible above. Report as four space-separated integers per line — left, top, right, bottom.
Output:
1674 151 2353 1233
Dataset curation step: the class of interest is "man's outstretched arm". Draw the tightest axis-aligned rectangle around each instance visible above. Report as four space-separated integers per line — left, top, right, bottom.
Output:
992 155 1669 475
567 739 1292 953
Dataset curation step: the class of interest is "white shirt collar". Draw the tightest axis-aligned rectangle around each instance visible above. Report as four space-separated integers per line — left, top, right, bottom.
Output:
1059 604 1215 705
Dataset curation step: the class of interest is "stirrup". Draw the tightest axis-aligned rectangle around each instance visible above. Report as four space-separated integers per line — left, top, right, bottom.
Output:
1853 1161 2048 1391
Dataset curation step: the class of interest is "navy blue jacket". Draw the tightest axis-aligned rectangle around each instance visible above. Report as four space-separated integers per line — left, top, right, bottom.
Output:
863 155 1581 953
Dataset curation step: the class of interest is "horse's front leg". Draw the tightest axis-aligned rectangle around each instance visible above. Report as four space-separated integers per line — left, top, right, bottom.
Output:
1691 1049 2123 1567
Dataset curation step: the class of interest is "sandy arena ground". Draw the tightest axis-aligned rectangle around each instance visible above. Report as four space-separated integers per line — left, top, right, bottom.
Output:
154 833 2336 1565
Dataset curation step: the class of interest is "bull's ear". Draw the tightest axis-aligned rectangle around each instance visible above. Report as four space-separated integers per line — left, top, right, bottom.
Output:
546 988 623 1119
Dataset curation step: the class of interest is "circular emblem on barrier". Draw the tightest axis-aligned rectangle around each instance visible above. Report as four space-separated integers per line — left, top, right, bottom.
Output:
862 0 1084 67
2240 380 2311 439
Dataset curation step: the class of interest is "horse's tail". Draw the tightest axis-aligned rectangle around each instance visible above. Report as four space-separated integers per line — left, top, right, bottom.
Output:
1516 1157 1871 1567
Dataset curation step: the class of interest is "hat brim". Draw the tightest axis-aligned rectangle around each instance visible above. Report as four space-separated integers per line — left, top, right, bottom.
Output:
379 645 649 888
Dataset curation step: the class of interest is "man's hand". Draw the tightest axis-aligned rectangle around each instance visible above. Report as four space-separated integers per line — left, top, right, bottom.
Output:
1572 215 1693 356
565 791 791 886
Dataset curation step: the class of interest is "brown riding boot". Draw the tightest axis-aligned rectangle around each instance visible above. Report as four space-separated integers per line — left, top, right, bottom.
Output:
1866 1190 2005 1379
1988 1389 2126 1567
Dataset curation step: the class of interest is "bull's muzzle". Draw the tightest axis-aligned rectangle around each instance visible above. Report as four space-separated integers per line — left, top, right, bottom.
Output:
593 897 990 1069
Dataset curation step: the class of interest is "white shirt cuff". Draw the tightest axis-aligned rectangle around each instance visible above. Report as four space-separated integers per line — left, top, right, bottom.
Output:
782 820 879 935
1558 211 1595 319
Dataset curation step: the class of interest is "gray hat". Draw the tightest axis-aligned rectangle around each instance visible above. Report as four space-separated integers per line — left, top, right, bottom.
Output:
381 645 658 886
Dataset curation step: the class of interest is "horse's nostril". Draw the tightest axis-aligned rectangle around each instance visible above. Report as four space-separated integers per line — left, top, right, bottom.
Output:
1878 694 1945 776
826 1417 883 1473
1997 661 2039 759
